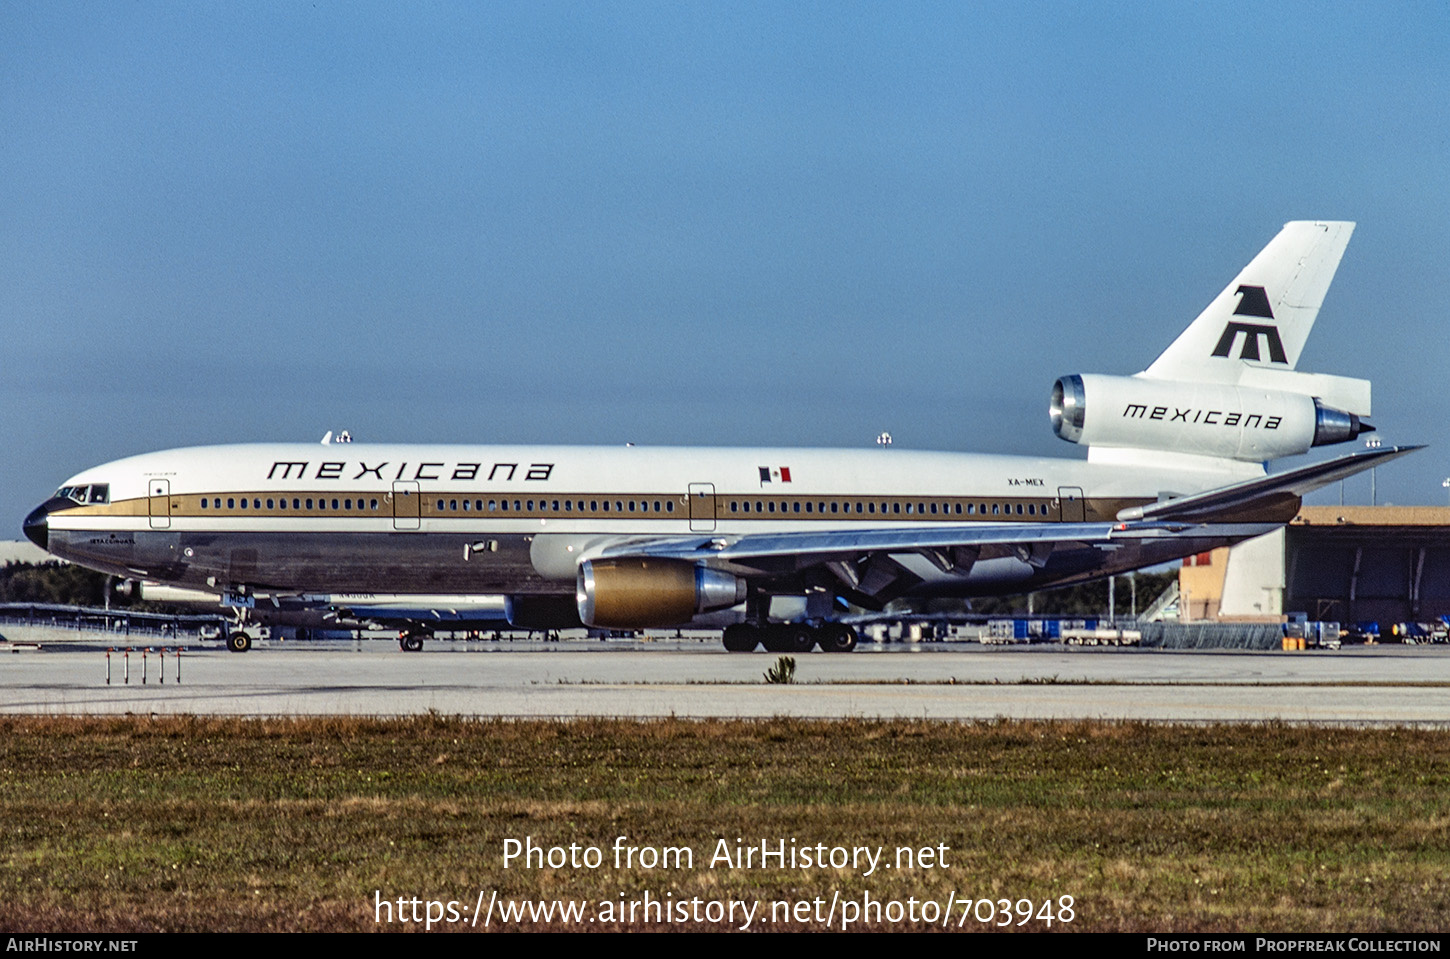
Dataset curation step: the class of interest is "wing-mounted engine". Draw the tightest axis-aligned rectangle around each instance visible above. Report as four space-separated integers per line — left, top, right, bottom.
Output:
1050 374 1372 463
577 557 746 628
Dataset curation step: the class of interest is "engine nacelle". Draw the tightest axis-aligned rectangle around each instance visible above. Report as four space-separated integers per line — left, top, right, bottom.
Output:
1050 374 1372 462
576 558 746 628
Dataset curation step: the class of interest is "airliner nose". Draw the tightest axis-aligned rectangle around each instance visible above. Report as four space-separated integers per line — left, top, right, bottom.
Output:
22 502 49 552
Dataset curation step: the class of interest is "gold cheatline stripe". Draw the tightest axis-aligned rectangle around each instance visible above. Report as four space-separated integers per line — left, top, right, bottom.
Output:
65 490 1144 523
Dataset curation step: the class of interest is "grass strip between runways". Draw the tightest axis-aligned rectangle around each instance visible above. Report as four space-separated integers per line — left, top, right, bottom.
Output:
1 715 1448 932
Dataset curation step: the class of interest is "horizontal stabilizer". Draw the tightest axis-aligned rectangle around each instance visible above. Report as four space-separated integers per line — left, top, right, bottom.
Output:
1115 445 1422 524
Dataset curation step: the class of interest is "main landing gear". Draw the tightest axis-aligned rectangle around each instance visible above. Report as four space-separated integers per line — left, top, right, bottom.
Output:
721 623 858 653
398 629 429 652
225 630 252 653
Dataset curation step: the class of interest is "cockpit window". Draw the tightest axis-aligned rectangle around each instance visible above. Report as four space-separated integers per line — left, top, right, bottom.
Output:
55 484 109 505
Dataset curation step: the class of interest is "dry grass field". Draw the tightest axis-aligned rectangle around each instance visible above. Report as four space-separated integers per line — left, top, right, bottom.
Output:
2 715 1448 932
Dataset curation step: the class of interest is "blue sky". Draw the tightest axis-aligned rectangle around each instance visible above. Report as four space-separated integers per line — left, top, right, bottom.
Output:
3 2 1448 527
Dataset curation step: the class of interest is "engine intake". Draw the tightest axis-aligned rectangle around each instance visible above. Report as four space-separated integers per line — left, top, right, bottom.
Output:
577 558 746 628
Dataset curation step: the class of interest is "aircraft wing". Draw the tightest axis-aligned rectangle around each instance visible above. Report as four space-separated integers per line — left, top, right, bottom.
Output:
598 445 1420 610
606 519 1154 564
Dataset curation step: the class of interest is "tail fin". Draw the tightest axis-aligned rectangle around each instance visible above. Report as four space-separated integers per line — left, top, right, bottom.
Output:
1053 220 1373 468
1142 221 1354 384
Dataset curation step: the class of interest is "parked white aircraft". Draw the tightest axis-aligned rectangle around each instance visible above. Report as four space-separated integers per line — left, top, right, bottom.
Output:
132 582 511 649
24 221 1415 652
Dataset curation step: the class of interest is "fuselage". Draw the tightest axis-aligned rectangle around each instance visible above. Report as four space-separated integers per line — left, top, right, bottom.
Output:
25 441 1276 609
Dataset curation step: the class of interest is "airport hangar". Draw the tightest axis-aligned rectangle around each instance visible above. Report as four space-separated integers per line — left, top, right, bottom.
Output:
1180 506 1450 628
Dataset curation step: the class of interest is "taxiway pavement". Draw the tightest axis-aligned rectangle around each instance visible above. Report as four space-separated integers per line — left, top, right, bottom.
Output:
2 638 1447 723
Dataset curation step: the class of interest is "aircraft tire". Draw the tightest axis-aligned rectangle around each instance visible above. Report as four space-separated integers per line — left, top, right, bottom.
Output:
722 624 759 652
819 624 858 653
763 624 815 654
226 631 252 653
399 634 425 652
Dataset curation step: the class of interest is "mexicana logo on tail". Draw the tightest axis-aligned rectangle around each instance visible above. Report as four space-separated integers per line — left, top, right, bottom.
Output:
1211 285 1286 362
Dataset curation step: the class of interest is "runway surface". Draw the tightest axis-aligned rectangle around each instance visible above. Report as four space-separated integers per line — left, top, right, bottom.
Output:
3 637 1449 722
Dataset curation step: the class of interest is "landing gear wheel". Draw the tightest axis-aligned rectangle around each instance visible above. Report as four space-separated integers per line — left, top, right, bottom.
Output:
226 631 252 653
763 624 816 653
819 624 858 653
399 633 425 652
722 624 760 652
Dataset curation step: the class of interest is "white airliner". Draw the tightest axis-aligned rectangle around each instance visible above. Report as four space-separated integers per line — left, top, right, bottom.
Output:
133 583 511 646
23 221 1416 653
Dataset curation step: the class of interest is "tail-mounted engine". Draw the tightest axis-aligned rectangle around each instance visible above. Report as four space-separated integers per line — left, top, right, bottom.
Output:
577 557 746 628
1051 374 1372 462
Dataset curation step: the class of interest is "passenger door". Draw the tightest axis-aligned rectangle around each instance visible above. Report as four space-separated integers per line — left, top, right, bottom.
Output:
148 479 171 530
392 481 420 531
